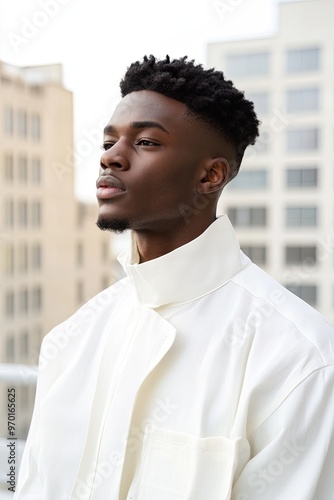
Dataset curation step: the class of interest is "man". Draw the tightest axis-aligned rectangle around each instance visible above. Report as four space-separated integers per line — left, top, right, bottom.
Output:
16 55 334 499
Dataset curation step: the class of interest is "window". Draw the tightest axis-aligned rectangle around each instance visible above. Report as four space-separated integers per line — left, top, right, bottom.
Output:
31 158 41 183
101 275 110 290
4 244 15 275
286 47 320 73
287 88 319 113
31 114 41 141
241 245 267 265
77 203 87 227
102 241 109 260
287 128 318 152
31 244 42 270
286 167 318 188
77 242 83 267
226 52 269 77
286 206 317 227
285 246 316 265
4 154 14 182
18 244 28 273
246 92 269 116
5 291 15 317
4 106 14 135
228 207 267 227
31 201 42 227
18 288 29 314
286 284 317 306
31 286 42 311
4 199 14 227
249 131 270 154
17 110 28 138
77 281 84 304
18 156 28 183
6 335 15 362
19 330 29 359
228 170 267 190
18 200 28 227
21 387 30 411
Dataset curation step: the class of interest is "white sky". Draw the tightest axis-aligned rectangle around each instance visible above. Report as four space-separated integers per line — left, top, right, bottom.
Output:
0 0 281 201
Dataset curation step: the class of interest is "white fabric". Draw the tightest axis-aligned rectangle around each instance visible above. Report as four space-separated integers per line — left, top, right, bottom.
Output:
15 215 334 499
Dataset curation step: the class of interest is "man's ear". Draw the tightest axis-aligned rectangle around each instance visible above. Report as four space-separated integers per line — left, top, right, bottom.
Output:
196 157 231 194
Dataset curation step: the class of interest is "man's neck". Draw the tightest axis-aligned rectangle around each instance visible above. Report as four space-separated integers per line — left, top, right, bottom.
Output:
133 215 217 263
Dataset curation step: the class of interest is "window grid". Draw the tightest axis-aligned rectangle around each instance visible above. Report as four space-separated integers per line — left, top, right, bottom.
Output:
287 128 319 152
228 170 267 190
286 284 317 306
286 47 320 73
241 245 267 265
31 201 42 227
31 158 42 184
228 207 267 227
285 246 317 265
286 168 318 188
287 88 319 113
4 154 14 182
17 110 28 138
286 207 317 227
18 156 28 184
226 52 269 77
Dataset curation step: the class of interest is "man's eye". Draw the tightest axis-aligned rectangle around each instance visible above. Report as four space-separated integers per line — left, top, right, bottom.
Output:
136 139 158 146
100 143 114 151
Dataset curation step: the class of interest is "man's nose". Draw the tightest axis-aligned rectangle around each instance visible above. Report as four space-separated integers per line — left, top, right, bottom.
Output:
100 140 130 171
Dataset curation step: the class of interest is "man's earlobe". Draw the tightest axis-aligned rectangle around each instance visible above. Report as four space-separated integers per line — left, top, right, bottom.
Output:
197 158 231 194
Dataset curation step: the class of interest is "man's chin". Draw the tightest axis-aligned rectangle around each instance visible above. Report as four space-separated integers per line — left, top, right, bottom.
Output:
96 216 131 233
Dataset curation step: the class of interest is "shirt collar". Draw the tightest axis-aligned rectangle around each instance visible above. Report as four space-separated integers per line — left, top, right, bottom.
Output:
117 215 250 308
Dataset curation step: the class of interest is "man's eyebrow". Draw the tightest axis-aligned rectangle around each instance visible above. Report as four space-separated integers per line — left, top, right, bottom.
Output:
131 121 169 134
103 121 169 135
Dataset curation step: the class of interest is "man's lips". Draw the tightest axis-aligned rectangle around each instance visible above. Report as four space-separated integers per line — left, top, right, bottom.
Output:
96 175 126 199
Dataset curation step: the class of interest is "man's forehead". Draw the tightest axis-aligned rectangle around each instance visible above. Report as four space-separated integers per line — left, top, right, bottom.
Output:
109 90 188 125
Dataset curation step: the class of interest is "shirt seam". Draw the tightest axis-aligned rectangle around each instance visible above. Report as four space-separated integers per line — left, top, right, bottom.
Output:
248 363 334 437
230 278 331 367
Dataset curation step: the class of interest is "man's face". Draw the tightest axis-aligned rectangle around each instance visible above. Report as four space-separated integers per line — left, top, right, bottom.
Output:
96 90 213 233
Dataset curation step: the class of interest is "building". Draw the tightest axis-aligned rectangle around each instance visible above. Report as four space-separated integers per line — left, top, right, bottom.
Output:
0 60 115 438
208 0 334 325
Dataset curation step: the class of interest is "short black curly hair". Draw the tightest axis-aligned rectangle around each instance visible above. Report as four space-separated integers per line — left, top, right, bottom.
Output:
120 55 260 180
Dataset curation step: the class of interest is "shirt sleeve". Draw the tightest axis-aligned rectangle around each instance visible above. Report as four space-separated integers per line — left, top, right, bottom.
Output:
232 365 334 500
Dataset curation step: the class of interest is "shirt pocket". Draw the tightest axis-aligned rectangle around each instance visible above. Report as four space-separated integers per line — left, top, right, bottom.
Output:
134 425 240 500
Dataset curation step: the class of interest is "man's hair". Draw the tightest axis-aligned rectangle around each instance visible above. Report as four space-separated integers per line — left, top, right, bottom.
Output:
120 54 260 180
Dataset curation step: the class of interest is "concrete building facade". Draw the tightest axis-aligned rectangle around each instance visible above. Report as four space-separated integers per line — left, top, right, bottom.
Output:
0 61 114 437
208 0 334 325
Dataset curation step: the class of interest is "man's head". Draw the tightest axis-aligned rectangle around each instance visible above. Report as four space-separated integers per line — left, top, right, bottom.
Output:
96 55 260 235
120 54 260 178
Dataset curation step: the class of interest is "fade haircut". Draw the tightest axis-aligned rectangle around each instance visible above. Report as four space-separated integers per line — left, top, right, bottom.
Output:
120 55 260 181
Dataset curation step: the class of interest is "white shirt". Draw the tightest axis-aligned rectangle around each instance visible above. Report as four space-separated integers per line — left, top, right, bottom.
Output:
15 215 334 499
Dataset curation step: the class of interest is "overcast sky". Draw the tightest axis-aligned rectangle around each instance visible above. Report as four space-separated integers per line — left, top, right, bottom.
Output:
0 0 282 200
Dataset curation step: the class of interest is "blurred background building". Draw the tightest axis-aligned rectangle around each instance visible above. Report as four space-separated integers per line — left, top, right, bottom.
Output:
0 61 116 440
0 0 333 494
209 0 334 326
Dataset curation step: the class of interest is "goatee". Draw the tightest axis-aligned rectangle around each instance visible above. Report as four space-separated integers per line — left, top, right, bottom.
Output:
96 216 130 234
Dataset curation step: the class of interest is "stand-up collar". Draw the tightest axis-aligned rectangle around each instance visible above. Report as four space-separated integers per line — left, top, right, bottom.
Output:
118 215 250 308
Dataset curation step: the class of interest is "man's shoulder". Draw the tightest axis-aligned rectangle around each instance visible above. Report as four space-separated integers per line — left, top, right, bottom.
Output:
37 277 134 380
58 276 132 327
41 277 133 350
230 261 334 365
